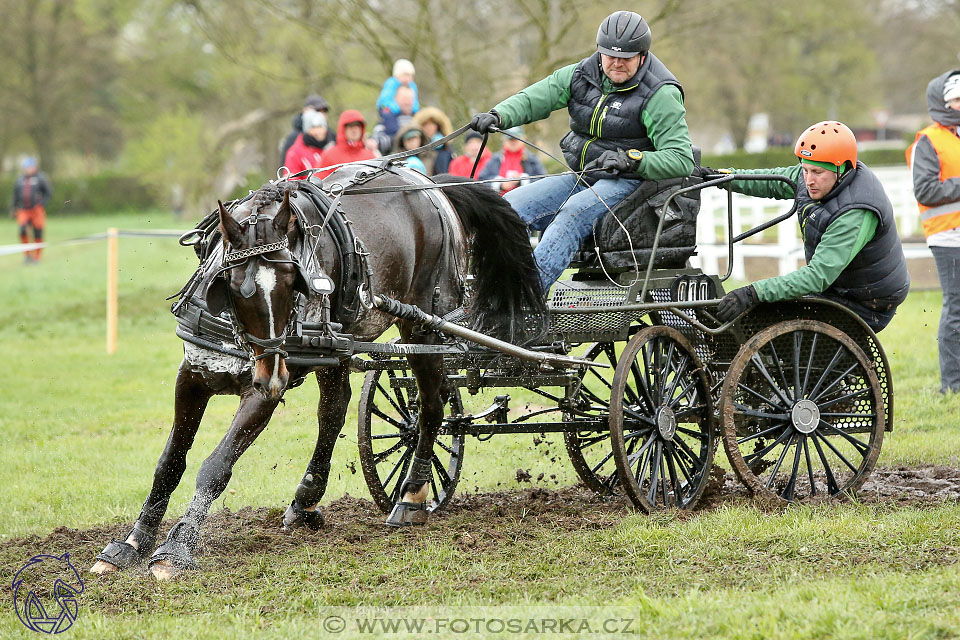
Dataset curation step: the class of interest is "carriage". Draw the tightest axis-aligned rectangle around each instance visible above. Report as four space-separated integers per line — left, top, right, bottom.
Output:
175 165 892 518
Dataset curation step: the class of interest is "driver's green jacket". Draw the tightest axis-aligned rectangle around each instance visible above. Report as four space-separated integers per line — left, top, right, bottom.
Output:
725 164 878 303
492 63 693 180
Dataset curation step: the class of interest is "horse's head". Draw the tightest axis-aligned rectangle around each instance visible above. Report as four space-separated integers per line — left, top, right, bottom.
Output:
206 187 308 399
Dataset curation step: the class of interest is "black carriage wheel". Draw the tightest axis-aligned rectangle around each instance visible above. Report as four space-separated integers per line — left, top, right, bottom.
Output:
609 326 715 512
564 342 620 494
357 359 465 514
719 319 884 502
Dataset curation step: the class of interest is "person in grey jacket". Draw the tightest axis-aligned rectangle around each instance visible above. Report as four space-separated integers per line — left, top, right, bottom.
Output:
908 70 960 392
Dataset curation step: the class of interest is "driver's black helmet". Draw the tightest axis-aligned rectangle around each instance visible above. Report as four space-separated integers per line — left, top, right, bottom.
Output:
597 11 651 58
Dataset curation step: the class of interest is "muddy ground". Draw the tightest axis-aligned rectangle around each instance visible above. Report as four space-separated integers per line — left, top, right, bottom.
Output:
2 464 959 568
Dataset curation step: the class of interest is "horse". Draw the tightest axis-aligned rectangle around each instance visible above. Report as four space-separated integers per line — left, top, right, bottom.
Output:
90 162 544 580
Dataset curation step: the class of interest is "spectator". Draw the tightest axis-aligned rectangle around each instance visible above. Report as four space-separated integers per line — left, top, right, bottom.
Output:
907 70 960 392
394 124 428 174
283 110 329 179
364 136 382 158
478 126 546 194
314 110 377 180
372 86 417 155
448 131 492 177
280 94 335 164
412 106 455 175
377 59 420 117
12 156 52 264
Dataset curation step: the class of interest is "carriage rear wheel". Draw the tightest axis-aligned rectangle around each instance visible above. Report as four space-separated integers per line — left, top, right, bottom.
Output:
719 319 884 502
357 358 465 514
564 342 620 494
609 326 715 512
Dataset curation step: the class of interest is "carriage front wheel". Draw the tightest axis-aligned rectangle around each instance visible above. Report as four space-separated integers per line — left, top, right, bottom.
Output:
357 357 465 514
719 319 884 502
609 326 715 512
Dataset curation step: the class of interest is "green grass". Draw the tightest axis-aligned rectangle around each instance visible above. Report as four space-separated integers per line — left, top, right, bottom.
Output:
1 211 959 639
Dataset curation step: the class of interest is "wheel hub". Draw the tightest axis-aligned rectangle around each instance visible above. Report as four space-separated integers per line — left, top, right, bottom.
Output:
791 399 820 434
656 406 677 440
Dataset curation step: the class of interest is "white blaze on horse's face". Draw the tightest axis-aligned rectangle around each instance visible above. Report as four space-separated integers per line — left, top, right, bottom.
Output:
254 263 286 397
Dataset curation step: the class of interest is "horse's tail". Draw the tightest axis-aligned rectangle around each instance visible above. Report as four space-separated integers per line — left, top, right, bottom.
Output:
434 174 546 342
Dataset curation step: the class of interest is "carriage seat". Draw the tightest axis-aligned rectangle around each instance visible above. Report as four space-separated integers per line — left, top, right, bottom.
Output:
571 145 703 274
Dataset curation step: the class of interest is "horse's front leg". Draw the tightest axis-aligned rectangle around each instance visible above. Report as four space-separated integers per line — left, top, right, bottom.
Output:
282 363 351 530
149 386 280 580
91 363 214 574
386 342 445 528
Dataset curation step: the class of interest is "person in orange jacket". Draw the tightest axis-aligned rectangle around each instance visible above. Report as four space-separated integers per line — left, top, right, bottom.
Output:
908 71 960 392
313 110 376 180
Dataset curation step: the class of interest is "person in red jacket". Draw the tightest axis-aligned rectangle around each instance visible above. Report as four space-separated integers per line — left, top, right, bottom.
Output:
448 131 492 177
314 110 376 180
283 110 329 179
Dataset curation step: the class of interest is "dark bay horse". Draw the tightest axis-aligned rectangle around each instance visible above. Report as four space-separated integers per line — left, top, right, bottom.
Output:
91 163 543 579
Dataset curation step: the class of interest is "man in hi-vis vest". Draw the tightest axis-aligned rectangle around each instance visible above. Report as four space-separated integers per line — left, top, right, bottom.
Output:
908 71 960 393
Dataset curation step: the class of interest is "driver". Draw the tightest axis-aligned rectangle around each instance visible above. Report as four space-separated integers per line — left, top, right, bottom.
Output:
703 121 910 331
469 10 694 292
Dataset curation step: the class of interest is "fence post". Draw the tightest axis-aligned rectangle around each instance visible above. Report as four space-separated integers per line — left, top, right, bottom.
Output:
106 228 118 354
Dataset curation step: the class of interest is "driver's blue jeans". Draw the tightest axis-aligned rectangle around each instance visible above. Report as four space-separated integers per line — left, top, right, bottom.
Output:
504 174 641 292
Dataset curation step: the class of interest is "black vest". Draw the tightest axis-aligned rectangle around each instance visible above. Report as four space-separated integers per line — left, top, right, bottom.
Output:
797 161 910 312
559 52 682 171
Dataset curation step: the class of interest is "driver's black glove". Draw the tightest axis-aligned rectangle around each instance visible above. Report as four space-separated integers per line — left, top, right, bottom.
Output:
583 149 641 178
716 285 757 323
697 166 731 179
470 110 500 135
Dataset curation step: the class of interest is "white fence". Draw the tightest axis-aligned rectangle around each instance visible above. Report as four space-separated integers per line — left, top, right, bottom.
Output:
691 166 930 280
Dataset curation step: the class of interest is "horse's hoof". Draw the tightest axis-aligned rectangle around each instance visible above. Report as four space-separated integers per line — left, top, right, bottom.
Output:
89 560 119 575
385 501 429 527
91 538 150 573
150 560 180 581
282 502 324 531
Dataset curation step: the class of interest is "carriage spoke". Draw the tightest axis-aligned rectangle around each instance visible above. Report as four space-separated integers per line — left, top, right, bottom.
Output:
814 430 861 473
431 453 453 487
664 446 683 505
631 358 655 411
808 345 846 400
736 421 788 444
370 405 407 430
749 354 793 407
373 440 405 464
812 362 861 403
764 433 795 490
819 423 872 455
385 449 414 502
668 444 695 488
434 439 456 456
811 434 841 494
781 437 804 500
376 380 411 421
743 428 793 465
803 436 816 496
817 387 870 410
737 381 788 412
673 435 706 470
646 441 664 504
589 450 616 476
792 332 802 401
733 406 790 422
800 333 818 398
766 340 793 401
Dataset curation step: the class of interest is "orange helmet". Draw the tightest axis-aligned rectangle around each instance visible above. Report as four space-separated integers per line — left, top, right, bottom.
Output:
794 121 857 171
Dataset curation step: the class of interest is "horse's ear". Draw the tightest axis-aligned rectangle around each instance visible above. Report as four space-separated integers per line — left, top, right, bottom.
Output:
273 190 298 243
218 201 243 246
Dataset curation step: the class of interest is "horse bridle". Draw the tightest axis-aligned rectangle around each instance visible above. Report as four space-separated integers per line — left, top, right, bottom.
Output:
211 210 306 364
